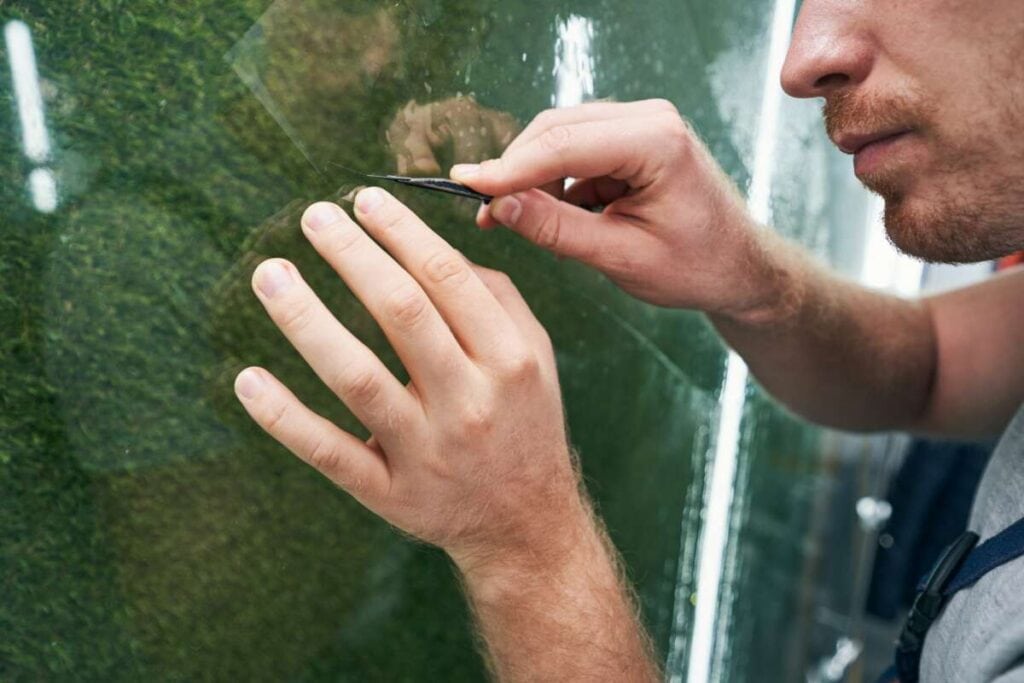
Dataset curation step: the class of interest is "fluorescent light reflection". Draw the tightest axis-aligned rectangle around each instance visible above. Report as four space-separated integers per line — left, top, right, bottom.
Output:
5 20 51 163
5 19 58 213
29 167 58 213
682 1 796 681
553 15 595 107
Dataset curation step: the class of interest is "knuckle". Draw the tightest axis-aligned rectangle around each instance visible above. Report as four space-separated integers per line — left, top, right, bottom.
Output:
664 132 691 161
454 403 495 436
264 402 289 433
381 401 410 434
538 125 573 155
306 435 340 474
344 472 372 497
383 283 429 328
373 205 407 238
533 108 558 128
488 270 515 292
496 350 539 380
663 115 695 152
601 247 646 286
422 250 471 286
337 368 382 405
277 300 316 334
330 224 364 255
648 97 679 114
474 266 514 295
532 212 563 251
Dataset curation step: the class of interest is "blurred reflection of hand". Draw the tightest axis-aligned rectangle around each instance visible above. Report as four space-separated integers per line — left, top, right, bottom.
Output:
233 190 594 573
452 100 785 322
387 95 520 176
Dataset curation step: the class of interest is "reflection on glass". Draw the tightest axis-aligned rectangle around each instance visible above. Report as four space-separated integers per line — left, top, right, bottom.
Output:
27 166 57 213
228 1 519 177
0 2 887 681
553 15 595 107
5 18 57 212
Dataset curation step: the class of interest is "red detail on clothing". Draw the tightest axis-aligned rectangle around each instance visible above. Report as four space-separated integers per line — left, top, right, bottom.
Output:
997 252 1024 271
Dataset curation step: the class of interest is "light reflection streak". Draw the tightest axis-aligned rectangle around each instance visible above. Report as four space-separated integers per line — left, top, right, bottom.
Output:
553 15 595 108
5 20 50 163
5 19 58 213
682 0 797 681
28 167 58 213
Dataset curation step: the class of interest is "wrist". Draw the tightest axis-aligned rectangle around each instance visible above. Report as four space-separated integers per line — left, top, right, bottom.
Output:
448 499 608 604
712 228 809 329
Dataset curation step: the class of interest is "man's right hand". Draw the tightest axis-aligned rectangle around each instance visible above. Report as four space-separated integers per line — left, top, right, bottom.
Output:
452 99 983 438
451 99 787 322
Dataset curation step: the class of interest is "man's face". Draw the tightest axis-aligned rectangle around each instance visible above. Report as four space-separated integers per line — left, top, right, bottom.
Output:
782 0 1024 263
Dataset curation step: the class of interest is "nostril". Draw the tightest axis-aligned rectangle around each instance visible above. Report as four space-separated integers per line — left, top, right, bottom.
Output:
814 73 849 90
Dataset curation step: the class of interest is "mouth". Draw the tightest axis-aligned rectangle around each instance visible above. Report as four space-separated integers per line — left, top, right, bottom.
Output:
833 128 913 156
832 128 918 178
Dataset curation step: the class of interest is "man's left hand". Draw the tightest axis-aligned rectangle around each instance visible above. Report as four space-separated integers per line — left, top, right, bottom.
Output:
234 190 588 572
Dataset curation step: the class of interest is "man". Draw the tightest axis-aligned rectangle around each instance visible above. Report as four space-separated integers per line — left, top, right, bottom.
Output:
233 0 1024 680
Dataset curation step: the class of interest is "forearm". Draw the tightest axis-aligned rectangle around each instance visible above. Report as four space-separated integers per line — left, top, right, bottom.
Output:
710 230 937 432
451 503 660 683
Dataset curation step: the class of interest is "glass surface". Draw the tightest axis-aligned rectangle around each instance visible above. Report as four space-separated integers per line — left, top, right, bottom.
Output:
2 2 886 681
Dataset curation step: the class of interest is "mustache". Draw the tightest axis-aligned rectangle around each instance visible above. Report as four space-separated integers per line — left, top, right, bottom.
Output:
823 89 927 141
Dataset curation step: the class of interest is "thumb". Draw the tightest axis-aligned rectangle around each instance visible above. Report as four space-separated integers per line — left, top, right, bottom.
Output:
486 188 622 266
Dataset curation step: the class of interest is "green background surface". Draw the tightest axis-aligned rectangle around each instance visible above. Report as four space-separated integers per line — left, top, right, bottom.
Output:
1 1 842 680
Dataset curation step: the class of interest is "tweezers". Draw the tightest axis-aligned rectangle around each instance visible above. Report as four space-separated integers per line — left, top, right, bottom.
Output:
364 174 493 204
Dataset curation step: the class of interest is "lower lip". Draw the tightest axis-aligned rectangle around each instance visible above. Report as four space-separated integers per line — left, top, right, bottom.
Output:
854 132 914 176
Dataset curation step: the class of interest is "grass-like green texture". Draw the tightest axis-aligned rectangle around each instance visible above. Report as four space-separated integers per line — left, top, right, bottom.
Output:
0 0 821 680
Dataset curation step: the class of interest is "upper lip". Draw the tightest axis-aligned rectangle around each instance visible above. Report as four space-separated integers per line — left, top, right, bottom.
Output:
833 128 912 155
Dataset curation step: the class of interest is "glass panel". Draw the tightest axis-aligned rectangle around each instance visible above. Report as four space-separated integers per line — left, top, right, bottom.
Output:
1 2 886 681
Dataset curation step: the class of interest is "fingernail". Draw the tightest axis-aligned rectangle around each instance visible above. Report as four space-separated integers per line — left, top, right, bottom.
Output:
304 202 343 232
255 260 294 298
475 203 490 227
491 195 522 225
451 163 480 179
356 188 385 213
235 368 265 400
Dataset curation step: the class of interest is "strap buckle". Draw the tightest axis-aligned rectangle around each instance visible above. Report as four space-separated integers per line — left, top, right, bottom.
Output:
895 530 979 681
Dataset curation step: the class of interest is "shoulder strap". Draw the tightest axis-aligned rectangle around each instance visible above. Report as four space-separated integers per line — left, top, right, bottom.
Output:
888 515 1024 683
919 516 1024 596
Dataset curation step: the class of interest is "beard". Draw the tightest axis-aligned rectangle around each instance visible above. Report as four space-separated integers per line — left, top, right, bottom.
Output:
824 90 1024 264
879 175 1024 264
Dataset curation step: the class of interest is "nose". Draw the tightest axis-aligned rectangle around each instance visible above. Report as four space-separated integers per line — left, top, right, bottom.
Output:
781 0 875 99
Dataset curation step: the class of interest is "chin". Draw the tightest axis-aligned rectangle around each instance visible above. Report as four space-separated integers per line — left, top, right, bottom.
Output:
882 191 1020 264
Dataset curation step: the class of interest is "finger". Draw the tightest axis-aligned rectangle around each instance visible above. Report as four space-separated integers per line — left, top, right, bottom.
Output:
483 180 563 230
564 176 631 208
471 102 669 227
470 265 550 349
451 113 671 197
234 366 391 505
476 202 499 230
501 99 669 155
297 201 472 397
397 128 442 176
484 109 522 153
489 111 569 201
471 101 641 213
388 103 443 176
478 176 626 229
486 188 629 266
250 259 418 445
348 190 524 364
